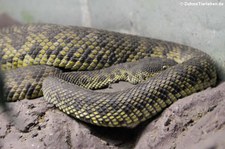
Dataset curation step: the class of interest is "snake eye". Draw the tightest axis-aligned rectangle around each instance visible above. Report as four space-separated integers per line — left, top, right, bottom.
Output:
162 65 167 70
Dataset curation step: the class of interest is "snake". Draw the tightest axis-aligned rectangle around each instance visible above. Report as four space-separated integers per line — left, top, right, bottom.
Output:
0 24 217 128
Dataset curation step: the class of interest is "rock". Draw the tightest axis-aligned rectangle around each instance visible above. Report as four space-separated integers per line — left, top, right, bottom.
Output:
0 82 225 149
0 99 123 149
135 82 225 149
0 13 20 28
0 16 225 149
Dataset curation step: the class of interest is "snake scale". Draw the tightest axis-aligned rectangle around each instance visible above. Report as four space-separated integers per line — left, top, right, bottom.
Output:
0 24 217 128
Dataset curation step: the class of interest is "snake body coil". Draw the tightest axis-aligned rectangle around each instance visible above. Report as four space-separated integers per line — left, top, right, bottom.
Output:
0 24 217 127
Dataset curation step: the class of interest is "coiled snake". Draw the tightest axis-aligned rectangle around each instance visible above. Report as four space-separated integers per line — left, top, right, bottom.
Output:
0 24 217 128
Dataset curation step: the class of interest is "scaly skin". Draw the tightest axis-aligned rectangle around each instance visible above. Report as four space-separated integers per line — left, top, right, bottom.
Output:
0 24 217 127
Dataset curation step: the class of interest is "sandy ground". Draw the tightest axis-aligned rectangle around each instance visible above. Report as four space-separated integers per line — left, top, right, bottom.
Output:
0 14 225 149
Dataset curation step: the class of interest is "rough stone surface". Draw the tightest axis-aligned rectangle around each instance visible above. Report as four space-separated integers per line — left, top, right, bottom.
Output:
0 97 136 149
0 82 224 149
1 15 225 149
135 82 225 149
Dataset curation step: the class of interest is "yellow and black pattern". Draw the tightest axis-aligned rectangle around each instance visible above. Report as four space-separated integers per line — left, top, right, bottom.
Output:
54 57 177 89
0 24 217 127
4 65 61 101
